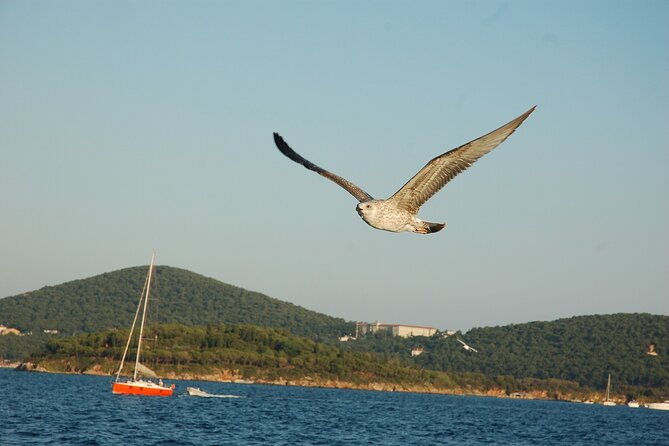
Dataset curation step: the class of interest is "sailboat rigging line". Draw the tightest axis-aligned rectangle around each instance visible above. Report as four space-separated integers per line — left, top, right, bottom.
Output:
133 252 155 382
115 257 152 381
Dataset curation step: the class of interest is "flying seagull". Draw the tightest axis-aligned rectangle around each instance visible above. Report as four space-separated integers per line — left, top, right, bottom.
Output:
273 106 535 234
457 338 479 353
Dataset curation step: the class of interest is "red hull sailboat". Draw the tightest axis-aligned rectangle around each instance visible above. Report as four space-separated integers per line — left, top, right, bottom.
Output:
112 252 174 397
112 380 173 396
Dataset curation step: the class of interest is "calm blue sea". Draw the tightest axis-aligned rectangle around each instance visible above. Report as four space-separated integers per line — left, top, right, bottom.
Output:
1 368 667 446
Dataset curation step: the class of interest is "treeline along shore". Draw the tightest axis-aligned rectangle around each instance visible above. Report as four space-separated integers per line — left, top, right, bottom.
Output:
13 321 669 403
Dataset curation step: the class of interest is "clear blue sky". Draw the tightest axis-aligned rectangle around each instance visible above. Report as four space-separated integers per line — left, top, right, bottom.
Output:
1 1 667 331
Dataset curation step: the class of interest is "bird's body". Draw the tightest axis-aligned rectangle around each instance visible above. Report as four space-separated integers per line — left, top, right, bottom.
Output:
274 106 535 234
356 200 445 234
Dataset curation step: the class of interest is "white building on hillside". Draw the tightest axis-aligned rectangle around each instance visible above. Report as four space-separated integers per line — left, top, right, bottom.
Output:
356 321 437 338
0 325 21 336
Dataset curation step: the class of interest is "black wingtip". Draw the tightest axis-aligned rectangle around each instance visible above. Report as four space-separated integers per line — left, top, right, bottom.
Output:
273 132 315 170
426 222 446 233
273 132 294 158
273 132 292 156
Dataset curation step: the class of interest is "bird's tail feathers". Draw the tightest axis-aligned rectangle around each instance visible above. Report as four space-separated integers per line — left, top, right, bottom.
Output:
419 221 446 234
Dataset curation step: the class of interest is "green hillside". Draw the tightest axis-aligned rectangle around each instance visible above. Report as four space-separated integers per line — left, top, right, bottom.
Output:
0 266 353 339
29 322 595 398
344 314 669 397
2 267 667 398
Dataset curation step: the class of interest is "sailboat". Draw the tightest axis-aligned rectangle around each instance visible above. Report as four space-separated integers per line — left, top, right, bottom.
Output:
112 252 174 396
602 373 616 406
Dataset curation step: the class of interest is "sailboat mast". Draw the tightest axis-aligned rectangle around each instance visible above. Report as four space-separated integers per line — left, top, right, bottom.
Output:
114 269 150 382
133 252 155 381
606 373 611 401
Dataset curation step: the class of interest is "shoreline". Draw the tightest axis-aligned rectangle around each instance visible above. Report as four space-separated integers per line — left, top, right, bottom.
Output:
13 361 621 404
0 362 21 369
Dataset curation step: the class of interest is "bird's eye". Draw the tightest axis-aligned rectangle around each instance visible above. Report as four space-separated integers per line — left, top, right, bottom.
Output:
366 205 371 209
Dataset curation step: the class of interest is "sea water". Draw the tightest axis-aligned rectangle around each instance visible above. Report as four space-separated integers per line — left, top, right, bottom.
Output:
1 368 667 445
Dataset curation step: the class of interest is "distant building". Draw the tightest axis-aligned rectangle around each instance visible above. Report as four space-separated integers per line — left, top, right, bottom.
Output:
410 348 425 357
647 344 658 356
0 325 21 336
43 329 58 334
356 321 437 338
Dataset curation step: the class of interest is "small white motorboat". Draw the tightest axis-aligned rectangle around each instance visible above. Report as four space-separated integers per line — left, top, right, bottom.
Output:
647 401 669 411
186 387 241 398
186 387 211 397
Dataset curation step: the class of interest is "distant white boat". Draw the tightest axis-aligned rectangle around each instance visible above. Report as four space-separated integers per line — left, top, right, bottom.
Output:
647 401 669 411
186 387 211 397
627 400 640 408
186 387 241 398
602 373 616 406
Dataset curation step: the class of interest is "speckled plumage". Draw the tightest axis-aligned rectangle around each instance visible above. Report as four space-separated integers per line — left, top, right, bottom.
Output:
274 106 535 234
355 200 442 234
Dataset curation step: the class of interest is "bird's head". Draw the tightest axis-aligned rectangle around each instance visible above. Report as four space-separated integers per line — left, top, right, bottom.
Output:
356 200 381 219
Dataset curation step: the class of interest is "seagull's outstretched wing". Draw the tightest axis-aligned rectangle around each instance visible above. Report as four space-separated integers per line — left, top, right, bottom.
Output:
273 132 373 202
388 106 536 214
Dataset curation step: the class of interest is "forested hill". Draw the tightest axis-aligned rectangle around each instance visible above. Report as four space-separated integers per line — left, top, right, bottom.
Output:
0 266 353 339
345 313 669 395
